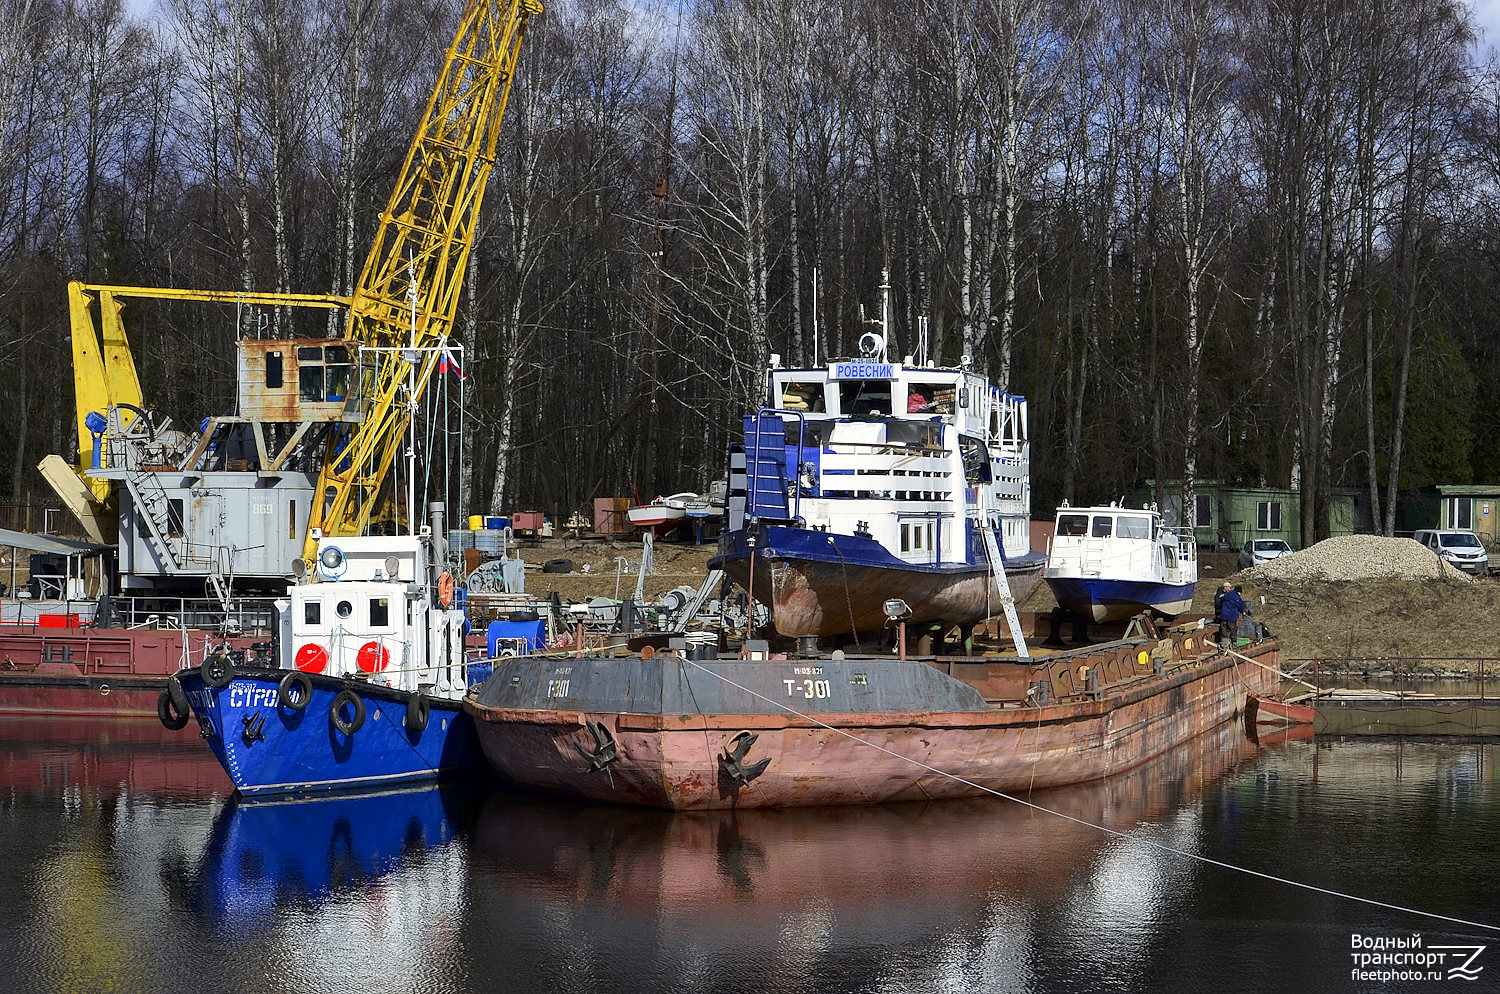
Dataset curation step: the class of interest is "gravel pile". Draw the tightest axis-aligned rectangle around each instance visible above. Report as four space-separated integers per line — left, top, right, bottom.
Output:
1239 534 1474 583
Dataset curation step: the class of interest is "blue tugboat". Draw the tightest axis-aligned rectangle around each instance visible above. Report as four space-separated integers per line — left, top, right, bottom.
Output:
158 506 484 796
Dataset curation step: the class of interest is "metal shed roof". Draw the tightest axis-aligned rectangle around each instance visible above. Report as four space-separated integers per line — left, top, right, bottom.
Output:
0 528 109 557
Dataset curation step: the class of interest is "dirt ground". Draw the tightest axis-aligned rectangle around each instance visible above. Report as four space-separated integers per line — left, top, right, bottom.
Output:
508 541 1500 671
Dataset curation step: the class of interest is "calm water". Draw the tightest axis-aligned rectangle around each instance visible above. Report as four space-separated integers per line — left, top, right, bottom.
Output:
0 717 1496 994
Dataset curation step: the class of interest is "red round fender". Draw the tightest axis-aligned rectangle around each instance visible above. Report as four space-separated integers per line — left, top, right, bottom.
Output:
356 641 390 673
295 643 328 673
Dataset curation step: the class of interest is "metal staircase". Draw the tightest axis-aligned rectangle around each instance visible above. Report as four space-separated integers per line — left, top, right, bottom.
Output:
123 467 182 572
978 517 1029 658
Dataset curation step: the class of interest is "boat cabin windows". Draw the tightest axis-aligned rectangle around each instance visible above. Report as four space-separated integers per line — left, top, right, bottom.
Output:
899 519 937 560
906 383 954 415
336 599 353 620
303 600 322 626
839 380 892 416
1057 510 1157 541
369 596 390 628
959 437 992 483
779 381 826 412
1057 513 1089 537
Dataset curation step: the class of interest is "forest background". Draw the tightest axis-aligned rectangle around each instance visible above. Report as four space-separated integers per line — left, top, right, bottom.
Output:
3 0 1500 545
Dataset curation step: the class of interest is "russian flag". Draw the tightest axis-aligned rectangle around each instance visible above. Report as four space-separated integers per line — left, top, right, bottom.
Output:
439 347 464 378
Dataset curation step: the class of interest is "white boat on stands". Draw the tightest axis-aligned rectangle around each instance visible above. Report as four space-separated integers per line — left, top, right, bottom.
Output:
1044 503 1197 623
627 493 699 538
711 271 1044 645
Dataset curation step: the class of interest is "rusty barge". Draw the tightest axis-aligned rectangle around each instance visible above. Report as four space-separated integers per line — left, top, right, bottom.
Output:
465 625 1279 810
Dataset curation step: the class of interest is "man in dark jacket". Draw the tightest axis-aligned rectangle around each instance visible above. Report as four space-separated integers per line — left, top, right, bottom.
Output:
1217 582 1247 642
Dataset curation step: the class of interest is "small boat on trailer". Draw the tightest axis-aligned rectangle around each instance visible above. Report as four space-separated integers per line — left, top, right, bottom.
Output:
1043 503 1197 623
465 625 1279 810
160 507 484 796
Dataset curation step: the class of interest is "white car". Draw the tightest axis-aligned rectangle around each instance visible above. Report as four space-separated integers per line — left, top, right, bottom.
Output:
1238 539 1295 569
1412 529 1489 576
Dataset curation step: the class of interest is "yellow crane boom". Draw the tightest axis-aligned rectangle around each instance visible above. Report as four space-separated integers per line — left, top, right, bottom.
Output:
304 0 543 563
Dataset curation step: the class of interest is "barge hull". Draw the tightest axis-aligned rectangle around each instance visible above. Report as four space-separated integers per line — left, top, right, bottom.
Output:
467 640 1278 810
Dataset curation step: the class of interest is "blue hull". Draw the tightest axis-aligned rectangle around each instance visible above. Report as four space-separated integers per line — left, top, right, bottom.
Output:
1045 577 1197 623
180 669 484 797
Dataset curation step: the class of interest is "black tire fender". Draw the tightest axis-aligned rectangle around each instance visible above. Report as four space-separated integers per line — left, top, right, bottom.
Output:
157 688 189 731
278 670 313 711
166 674 189 715
200 653 234 689
404 690 430 733
330 687 366 735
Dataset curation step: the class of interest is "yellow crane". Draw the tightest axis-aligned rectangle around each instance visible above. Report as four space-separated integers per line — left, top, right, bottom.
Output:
50 0 542 565
306 0 543 564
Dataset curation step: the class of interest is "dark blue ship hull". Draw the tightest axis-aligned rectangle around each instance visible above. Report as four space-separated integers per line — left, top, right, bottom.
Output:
1045 576 1197 623
179 668 484 797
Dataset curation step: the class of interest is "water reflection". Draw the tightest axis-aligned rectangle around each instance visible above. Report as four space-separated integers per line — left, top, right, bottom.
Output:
186 784 484 930
0 715 231 800
2 713 1495 993
464 722 1260 991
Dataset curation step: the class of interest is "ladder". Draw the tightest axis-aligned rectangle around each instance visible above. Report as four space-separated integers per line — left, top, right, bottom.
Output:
978 518 1029 658
124 468 182 572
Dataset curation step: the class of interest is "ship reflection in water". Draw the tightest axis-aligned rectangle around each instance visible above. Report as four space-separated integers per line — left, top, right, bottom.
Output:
189 784 483 931
0 715 1497 993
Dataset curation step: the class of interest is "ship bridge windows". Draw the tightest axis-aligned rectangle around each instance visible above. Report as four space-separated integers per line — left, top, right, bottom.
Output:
839 380 891 416
369 596 390 628
907 383 954 415
303 600 322 626
1057 513 1089 537
779 381 825 412
1091 516 1112 538
1117 515 1151 539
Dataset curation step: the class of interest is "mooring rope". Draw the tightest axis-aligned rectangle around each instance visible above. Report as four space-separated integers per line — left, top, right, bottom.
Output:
683 657 1500 933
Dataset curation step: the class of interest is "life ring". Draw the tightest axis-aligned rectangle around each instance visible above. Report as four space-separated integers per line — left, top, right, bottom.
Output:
438 570 454 608
404 691 430 733
330 688 366 734
157 688 189 730
278 670 313 710
201 652 234 689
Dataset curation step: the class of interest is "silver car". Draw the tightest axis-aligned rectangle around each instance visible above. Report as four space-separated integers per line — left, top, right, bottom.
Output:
1238 539 1295 569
